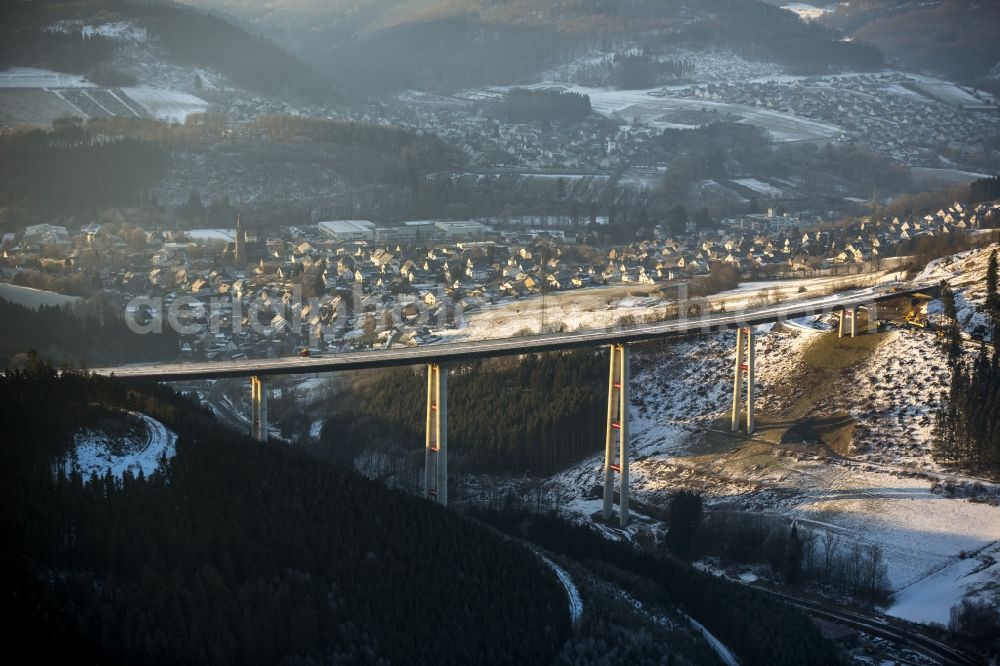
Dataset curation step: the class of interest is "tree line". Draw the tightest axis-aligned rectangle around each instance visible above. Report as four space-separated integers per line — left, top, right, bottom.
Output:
0 298 178 368
0 28 115 74
933 255 1000 474
0 0 336 102
970 175 1000 204
686 508 889 601
488 89 592 124
133 0 337 102
0 123 166 218
0 368 569 664
614 52 694 90
250 116 462 171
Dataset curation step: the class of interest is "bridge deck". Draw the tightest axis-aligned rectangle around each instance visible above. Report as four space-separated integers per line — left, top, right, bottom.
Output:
88 284 932 381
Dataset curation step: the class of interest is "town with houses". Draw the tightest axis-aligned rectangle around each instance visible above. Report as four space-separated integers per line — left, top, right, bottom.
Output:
4 199 998 361
385 69 1000 182
663 71 999 168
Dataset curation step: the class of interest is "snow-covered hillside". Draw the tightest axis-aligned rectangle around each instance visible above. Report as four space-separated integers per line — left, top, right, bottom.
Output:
0 67 94 88
919 241 1000 341
781 3 834 22
0 15 223 127
120 87 209 122
459 244 1000 628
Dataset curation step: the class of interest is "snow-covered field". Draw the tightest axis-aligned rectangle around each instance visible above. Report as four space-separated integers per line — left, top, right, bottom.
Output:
64 412 176 481
0 283 81 309
731 177 785 198
0 67 94 88
121 87 208 122
0 67 208 124
906 75 987 107
541 83 844 142
887 541 1000 625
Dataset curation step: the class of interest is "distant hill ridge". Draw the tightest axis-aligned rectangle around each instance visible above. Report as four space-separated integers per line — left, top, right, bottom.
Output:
186 0 884 92
0 0 342 102
823 0 1000 81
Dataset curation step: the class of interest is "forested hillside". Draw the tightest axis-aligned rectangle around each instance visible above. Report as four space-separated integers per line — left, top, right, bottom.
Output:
0 115 466 225
186 0 884 92
475 508 843 666
825 0 1000 81
0 299 178 367
317 351 607 475
488 89 592 124
0 28 116 74
133 0 338 101
0 0 334 101
0 369 569 664
934 269 1000 474
0 122 166 216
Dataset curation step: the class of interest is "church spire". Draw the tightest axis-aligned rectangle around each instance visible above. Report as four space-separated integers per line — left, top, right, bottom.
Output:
234 213 246 266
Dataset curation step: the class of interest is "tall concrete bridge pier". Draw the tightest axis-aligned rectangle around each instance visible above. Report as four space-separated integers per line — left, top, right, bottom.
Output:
250 375 268 442
731 327 756 434
424 363 448 505
602 343 631 527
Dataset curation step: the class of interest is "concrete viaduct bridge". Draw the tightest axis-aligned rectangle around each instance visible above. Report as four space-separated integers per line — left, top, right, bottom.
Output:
92 284 933 526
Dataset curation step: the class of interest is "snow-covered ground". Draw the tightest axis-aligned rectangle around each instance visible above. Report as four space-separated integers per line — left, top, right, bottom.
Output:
781 3 834 22
917 242 999 341
682 612 739 666
732 177 785 198
295 376 334 402
788 463 1000 592
489 249 1000 626
535 318 1000 621
905 74 988 108
535 83 844 142
121 87 209 122
64 412 176 481
538 554 583 625
887 541 1000 625
51 18 148 42
0 67 208 124
0 283 81 309
0 67 94 88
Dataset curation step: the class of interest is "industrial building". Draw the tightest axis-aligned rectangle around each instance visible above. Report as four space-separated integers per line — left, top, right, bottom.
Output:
318 220 377 242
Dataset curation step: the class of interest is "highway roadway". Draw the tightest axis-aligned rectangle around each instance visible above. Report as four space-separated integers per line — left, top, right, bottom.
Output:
88 283 934 381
